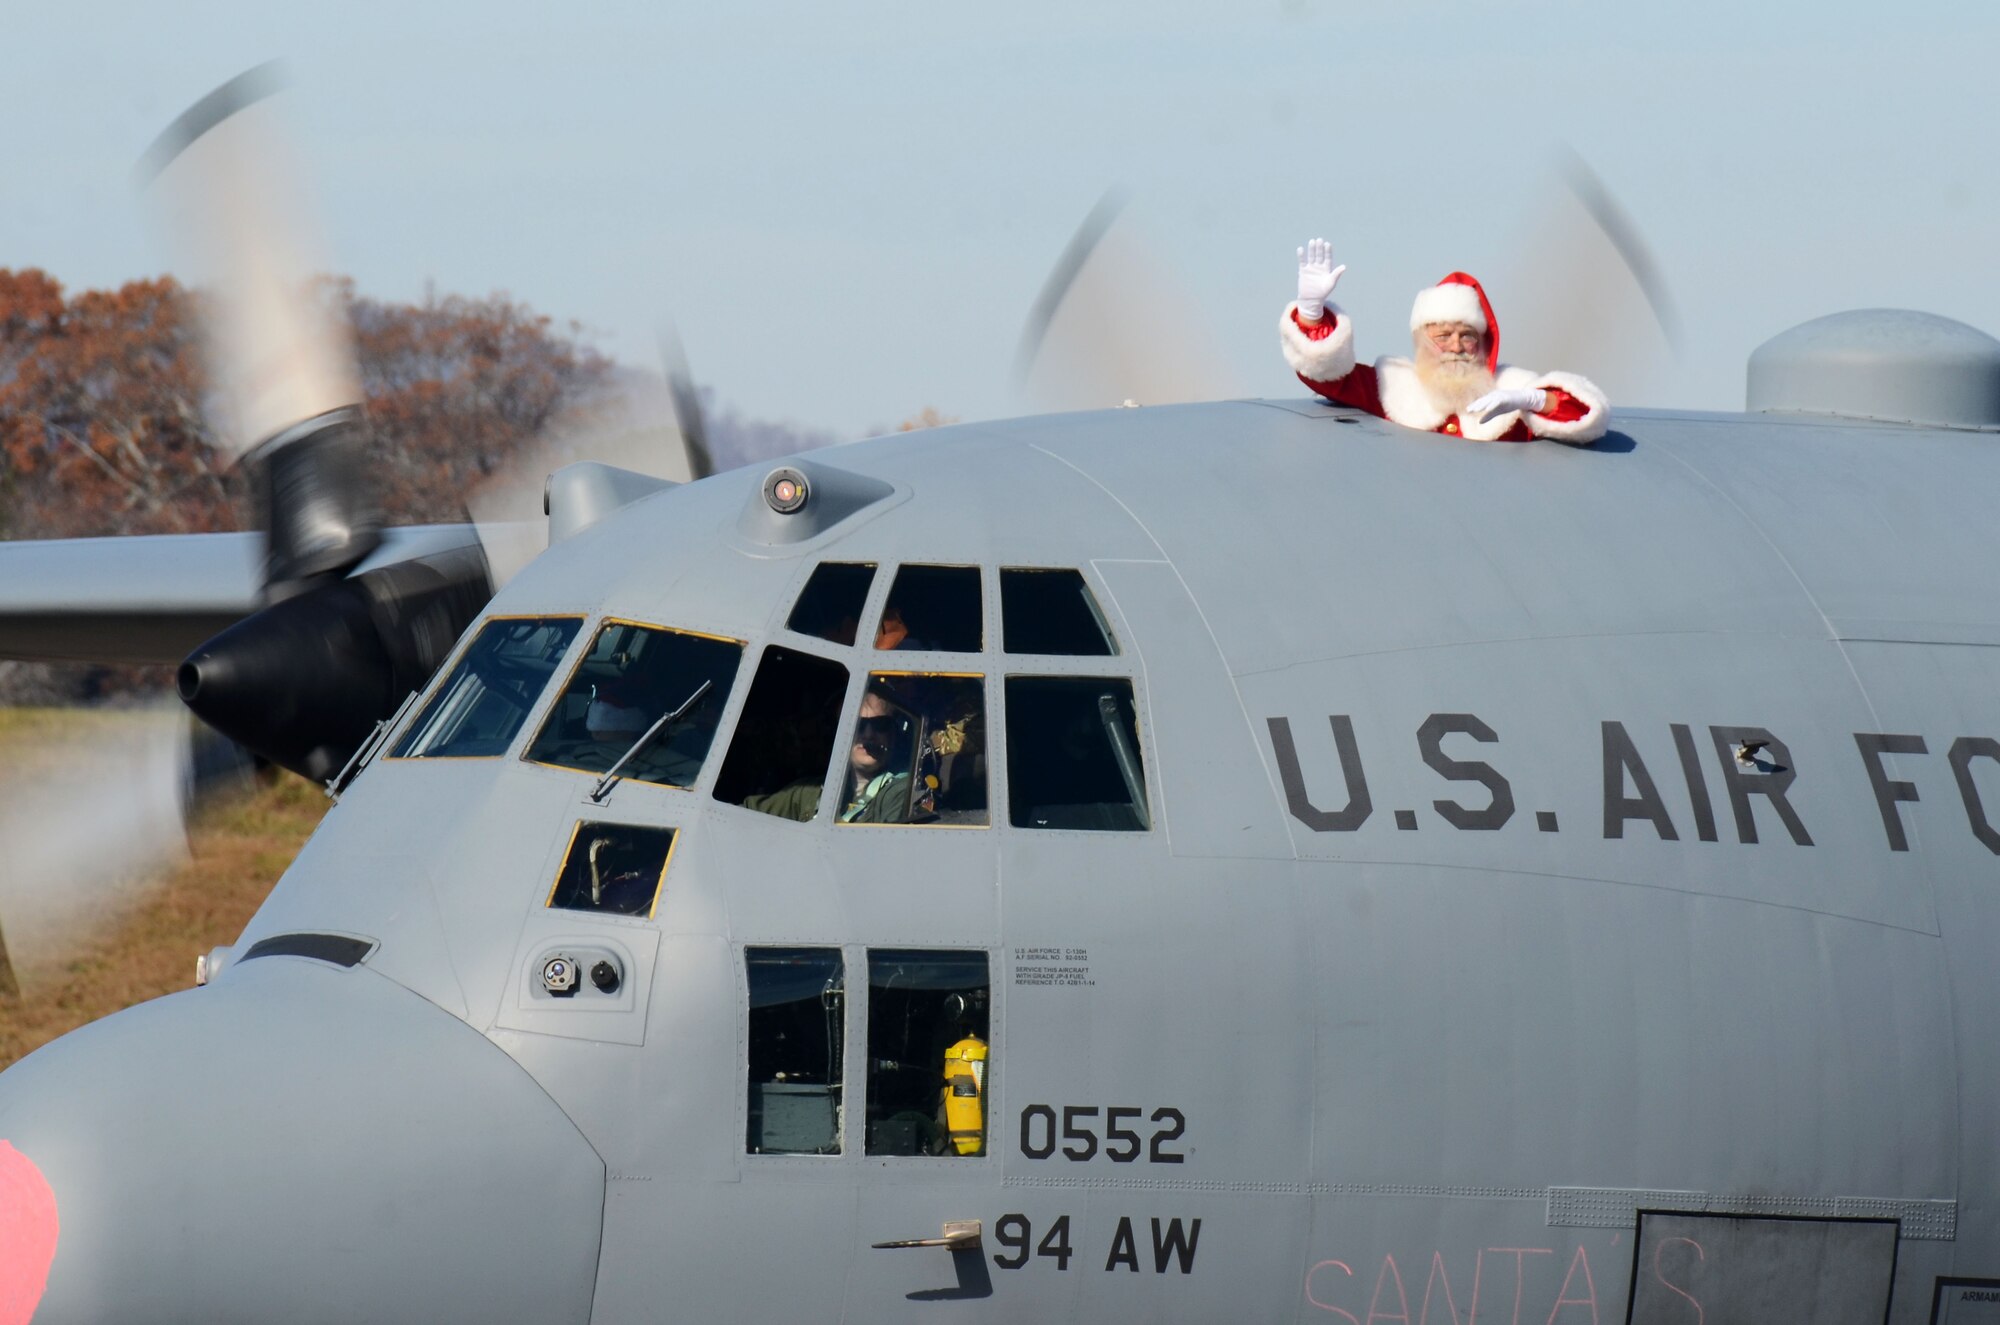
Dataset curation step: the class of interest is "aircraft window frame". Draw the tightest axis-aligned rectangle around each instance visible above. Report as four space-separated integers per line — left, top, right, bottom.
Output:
545 820 678 920
744 946 847 1157
873 563 985 655
712 644 854 823
520 616 747 791
999 566 1120 657
862 947 991 1160
1000 672 1153 832
783 561 879 648
835 670 991 830
387 613 586 762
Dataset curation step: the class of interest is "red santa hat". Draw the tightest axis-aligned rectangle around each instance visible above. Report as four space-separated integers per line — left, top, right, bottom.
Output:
1409 272 1499 372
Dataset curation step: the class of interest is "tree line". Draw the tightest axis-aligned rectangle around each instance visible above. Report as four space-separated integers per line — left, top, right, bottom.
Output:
0 268 617 540
0 269 956 700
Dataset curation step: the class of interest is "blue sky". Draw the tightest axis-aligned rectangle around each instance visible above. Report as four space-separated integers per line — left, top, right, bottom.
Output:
6 0 1994 436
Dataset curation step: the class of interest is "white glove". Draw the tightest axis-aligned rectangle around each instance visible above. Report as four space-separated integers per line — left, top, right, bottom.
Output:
1469 387 1547 423
1295 238 1345 323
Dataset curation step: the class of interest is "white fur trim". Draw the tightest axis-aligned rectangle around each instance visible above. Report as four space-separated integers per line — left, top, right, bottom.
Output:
1279 301 1356 382
1374 362 1554 440
1409 284 1486 333
1373 357 1448 432
1522 369 1609 444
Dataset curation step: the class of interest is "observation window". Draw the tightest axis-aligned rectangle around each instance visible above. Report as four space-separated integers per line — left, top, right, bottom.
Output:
524 621 743 789
393 616 583 759
547 822 675 917
865 950 989 1157
713 646 851 822
877 564 981 653
1000 568 1117 656
746 948 845 1155
786 562 877 646
837 673 988 826
1005 677 1150 831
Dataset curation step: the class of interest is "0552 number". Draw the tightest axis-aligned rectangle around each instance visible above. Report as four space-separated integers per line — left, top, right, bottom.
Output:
1017 1104 1186 1163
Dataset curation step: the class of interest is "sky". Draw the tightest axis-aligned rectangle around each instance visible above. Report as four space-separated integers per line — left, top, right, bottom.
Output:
6 0 1996 438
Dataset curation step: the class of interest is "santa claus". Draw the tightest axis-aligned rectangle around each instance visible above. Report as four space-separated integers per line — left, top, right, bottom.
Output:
1278 238 1607 444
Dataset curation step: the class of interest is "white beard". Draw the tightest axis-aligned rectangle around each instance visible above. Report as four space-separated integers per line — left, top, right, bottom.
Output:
1413 354 1494 416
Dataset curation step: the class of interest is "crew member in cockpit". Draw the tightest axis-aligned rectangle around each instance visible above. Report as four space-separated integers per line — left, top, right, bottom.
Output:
840 686 913 823
1279 238 1608 444
739 684 914 823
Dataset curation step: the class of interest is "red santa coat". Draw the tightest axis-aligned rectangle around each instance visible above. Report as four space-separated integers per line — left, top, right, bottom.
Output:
1279 302 1608 444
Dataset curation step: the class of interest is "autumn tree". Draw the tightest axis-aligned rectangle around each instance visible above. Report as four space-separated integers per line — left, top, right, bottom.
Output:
348 281 612 523
0 269 614 539
0 271 227 539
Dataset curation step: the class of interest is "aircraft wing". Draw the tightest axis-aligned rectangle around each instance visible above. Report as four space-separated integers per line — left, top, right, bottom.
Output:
0 523 499 665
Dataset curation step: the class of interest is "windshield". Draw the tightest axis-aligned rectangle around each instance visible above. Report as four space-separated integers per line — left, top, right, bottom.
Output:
392 616 584 759
525 619 744 788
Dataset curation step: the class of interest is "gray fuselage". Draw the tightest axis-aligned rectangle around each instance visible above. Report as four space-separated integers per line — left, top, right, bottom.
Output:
2 398 1993 1323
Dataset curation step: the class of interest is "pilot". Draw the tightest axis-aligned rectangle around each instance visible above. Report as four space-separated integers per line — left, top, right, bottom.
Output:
1279 239 1608 444
739 685 913 823
839 686 913 823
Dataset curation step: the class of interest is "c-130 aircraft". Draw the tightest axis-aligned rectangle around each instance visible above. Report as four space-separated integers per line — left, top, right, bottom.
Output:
2 69 1998 1325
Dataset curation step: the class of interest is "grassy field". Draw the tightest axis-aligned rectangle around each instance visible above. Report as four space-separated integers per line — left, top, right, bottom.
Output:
0 709 326 1069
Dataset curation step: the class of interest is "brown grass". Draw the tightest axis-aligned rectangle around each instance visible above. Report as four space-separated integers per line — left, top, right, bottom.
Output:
0 710 326 1068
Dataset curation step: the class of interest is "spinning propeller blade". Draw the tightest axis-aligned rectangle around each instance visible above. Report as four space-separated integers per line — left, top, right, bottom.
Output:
143 66 493 781
1015 189 1240 412
1496 147 1682 408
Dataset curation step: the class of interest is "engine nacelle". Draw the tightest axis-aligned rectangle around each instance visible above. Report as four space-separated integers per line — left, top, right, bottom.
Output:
177 546 491 782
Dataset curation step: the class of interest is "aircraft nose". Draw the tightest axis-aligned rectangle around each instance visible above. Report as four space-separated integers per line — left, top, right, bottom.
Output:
0 956 604 1324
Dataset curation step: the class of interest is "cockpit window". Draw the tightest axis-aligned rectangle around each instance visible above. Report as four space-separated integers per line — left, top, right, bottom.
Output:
837 673 988 827
392 616 583 759
1005 676 1150 831
865 949 989 1157
548 821 675 917
787 562 877 646
877 564 982 653
714 646 851 821
1000 568 1117 656
746 948 845 1155
524 621 744 789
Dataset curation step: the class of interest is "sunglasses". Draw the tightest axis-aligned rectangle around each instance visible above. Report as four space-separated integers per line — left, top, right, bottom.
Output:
855 715 902 739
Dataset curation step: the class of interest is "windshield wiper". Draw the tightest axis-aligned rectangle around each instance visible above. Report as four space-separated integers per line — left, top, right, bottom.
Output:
589 678 714 804
1097 692 1150 831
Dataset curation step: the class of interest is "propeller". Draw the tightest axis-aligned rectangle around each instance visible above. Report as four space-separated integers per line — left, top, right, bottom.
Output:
137 62 380 596
141 64 495 782
1014 189 1241 413
0 63 707 986
466 321 717 586
0 706 255 996
658 322 718 482
1016 159 1677 418
1495 146 1682 408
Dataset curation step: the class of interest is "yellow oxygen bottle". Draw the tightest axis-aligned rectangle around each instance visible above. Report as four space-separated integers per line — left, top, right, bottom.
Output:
941 1035 988 1156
